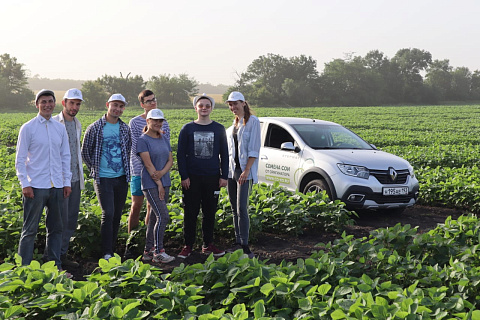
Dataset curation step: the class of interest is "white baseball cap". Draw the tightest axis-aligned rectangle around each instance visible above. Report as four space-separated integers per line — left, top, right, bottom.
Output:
226 91 245 102
63 88 83 101
193 93 215 109
35 89 56 104
146 108 165 120
108 93 128 106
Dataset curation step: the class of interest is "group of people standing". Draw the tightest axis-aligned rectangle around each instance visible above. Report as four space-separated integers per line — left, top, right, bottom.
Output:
15 87 260 274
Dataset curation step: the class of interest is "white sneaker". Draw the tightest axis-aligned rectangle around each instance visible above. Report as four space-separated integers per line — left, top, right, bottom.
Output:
103 254 113 260
152 250 175 263
142 248 155 261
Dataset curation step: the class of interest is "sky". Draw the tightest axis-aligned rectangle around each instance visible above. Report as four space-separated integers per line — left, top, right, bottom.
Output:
2 0 480 86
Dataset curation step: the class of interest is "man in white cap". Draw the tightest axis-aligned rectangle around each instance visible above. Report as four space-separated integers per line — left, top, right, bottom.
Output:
15 89 72 273
81 93 131 260
46 88 84 268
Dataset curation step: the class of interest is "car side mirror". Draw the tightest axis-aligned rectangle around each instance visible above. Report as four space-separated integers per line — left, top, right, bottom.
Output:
281 142 296 151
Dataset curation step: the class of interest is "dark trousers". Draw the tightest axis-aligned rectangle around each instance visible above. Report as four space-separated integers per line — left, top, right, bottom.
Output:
182 174 220 247
94 176 128 256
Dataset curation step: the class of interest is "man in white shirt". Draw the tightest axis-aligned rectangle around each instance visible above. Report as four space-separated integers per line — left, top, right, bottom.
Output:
15 89 72 271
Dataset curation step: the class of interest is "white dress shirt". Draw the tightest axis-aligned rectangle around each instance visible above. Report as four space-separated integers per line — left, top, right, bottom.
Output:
16 114 72 189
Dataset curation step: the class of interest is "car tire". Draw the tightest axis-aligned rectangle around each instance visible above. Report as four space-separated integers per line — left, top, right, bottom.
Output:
303 179 331 199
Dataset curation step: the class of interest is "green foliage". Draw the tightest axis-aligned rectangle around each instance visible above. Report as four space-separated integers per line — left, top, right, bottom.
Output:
97 73 145 106
226 53 319 107
3 105 480 317
4 215 480 318
0 53 34 110
147 74 199 106
216 182 355 239
227 49 480 107
416 166 480 212
81 80 109 110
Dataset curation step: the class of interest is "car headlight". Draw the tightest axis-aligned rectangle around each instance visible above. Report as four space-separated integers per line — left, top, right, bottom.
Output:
337 164 369 179
408 165 416 179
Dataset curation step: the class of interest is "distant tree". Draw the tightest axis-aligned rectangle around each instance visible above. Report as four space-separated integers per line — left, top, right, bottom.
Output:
470 70 480 100
0 53 34 110
82 80 109 110
320 55 383 106
392 48 432 103
226 53 319 107
97 73 145 105
146 73 198 105
363 50 403 103
425 59 452 101
449 67 471 101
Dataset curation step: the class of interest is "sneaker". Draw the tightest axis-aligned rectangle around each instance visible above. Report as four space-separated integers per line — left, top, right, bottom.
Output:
103 254 113 261
142 248 155 262
242 245 255 259
178 245 192 259
61 254 79 268
152 250 175 263
202 243 225 257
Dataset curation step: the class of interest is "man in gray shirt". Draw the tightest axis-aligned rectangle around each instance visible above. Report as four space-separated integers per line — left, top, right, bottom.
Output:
50 88 85 268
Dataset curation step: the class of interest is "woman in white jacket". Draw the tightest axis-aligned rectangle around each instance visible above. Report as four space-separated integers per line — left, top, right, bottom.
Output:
225 92 261 258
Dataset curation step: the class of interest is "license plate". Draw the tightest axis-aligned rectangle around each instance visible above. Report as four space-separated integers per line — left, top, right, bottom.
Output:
383 187 409 196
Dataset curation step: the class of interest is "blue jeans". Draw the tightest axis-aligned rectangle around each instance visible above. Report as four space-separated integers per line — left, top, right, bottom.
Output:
144 187 170 253
94 176 128 256
227 168 253 245
18 188 64 268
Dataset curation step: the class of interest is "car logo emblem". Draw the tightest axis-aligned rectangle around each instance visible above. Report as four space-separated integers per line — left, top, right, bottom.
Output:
389 168 398 182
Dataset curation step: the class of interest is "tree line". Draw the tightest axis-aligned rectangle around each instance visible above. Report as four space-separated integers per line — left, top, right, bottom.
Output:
2 48 480 110
224 49 480 107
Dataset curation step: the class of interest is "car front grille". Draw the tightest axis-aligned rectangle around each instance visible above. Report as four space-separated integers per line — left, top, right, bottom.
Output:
370 169 410 184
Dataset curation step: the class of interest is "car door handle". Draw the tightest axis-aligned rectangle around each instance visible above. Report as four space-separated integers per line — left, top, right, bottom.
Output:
260 155 268 160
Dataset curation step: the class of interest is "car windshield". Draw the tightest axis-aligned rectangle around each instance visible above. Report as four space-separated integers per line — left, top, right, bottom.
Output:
291 123 373 150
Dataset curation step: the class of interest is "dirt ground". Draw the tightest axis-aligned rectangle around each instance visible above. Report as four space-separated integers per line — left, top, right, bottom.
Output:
70 205 465 280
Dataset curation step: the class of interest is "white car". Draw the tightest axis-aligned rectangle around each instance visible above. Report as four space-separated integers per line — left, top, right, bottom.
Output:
257 117 419 213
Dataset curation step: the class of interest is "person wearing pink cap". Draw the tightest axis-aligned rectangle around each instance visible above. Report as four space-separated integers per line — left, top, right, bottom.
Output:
225 92 260 258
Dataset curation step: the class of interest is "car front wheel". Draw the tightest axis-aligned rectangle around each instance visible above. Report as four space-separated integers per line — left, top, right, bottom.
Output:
303 179 331 199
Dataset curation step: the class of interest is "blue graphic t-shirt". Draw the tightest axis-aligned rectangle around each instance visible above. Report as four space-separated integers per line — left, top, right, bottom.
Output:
99 122 126 178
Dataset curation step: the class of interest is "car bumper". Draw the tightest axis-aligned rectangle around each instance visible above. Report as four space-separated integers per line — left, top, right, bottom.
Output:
340 184 420 211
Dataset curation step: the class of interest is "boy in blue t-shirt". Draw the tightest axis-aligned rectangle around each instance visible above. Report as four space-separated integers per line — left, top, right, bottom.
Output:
81 94 131 261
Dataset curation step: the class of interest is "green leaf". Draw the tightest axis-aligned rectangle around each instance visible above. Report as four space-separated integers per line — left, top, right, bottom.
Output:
254 300 265 318
331 309 347 319
318 283 332 296
110 305 124 318
260 283 275 296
